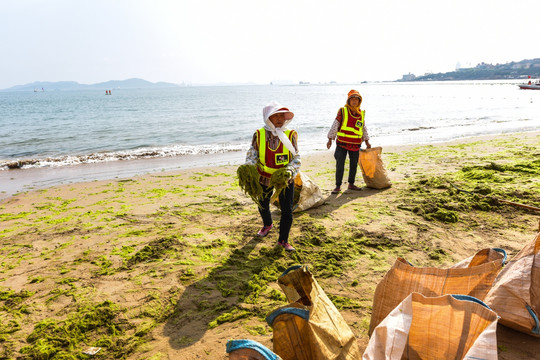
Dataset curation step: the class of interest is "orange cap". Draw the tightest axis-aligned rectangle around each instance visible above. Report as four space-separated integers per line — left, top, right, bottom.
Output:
347 89 362 104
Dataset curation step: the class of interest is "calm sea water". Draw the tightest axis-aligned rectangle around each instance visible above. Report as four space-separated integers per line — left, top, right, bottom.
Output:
0 80 538 171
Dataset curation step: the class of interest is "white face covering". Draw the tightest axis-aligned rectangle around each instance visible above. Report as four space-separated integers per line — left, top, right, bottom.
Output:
262 101 297 157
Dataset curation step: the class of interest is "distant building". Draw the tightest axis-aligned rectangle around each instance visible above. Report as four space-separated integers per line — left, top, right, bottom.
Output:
401 73 416 81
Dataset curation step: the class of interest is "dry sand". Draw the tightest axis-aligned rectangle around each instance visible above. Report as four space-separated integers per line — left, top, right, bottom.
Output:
0 132 539 359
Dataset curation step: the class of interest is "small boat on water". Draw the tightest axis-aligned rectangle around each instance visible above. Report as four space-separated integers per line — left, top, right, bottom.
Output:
518 77 540 90
518 83 540 90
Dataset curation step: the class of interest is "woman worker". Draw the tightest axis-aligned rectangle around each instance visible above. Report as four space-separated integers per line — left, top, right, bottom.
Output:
326 89 371 194
245 101 301 251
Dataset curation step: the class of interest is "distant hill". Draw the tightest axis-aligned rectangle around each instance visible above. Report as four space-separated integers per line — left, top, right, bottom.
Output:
398 58 540 82
2 78 180 91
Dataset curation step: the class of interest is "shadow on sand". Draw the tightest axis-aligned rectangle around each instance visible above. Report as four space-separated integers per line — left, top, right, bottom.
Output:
309 186 392 218
163 223 294 349
162 185 389 349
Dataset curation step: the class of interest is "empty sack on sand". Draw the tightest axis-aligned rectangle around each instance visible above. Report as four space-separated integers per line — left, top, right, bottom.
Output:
364 293 498 359
368 248 506 335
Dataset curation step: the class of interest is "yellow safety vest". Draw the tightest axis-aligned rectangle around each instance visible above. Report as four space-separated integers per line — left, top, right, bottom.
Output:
257 128 294 176
337 107 364 144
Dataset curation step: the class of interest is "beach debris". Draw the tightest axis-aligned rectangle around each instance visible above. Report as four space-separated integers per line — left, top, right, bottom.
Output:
237 164 264 207
82 347 101 355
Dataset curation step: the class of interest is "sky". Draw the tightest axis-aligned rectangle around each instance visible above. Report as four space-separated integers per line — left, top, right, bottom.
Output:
1 0 539 89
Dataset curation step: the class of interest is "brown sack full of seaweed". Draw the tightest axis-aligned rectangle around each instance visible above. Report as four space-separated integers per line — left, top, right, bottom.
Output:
359 147 391 189
484 232 540 337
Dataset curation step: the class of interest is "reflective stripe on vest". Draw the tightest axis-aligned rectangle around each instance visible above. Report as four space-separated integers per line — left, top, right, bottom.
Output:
337 107 364 144
257 128 293 175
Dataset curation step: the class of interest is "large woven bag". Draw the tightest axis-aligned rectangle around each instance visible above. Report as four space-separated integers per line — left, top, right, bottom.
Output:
266 265 360 360
484 232 540 336
358 147 391 189
369 248 506 335
364 293 499 359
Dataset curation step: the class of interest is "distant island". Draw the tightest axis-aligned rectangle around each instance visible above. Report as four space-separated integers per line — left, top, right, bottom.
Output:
398 58 540 82
1 78 180 92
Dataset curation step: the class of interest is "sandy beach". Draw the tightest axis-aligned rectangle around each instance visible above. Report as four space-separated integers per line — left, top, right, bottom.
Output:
1 131 539 359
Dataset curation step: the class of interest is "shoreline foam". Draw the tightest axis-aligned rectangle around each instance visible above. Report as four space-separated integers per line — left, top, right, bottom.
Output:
1 131 538 202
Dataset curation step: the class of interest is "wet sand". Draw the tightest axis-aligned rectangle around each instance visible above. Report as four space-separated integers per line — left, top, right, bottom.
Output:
0 150 246 202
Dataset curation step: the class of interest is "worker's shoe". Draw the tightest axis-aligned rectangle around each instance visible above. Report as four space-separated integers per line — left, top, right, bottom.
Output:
257 224 273 237
331 186 341 194
348 184 362 191
278 241 295 252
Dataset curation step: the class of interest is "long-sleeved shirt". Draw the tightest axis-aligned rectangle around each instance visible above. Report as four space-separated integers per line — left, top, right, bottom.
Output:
245 130 301 186
327 108 369 151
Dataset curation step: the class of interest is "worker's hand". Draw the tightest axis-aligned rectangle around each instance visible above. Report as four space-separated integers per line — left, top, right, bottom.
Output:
326 139 333 149
285 169 294 183
365 140 372 149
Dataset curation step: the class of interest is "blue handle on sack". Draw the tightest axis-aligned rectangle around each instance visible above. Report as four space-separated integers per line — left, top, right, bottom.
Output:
526 305 540 335
280 265 304 277
451 294 492 310
226 339 279 359
492 248 507 266
265 307 310 327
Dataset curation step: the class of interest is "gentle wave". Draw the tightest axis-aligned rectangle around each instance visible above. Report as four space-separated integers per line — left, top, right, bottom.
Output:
0 143 248 170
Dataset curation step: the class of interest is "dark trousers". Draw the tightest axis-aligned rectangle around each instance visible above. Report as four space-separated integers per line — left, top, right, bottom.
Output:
259 182 294 243
334 145 359 186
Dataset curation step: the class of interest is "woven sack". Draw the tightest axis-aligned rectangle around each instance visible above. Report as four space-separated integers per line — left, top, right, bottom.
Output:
484 232 540 336
368 248 506 335
363 293 499 359
266 265 360 360
265 307 312 360
272 172 324 212
358 147 391 189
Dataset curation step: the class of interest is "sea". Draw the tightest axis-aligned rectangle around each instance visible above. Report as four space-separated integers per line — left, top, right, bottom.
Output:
0 80 538 198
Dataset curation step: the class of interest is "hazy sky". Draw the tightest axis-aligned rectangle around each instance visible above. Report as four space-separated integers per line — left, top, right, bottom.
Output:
2 0 539 88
